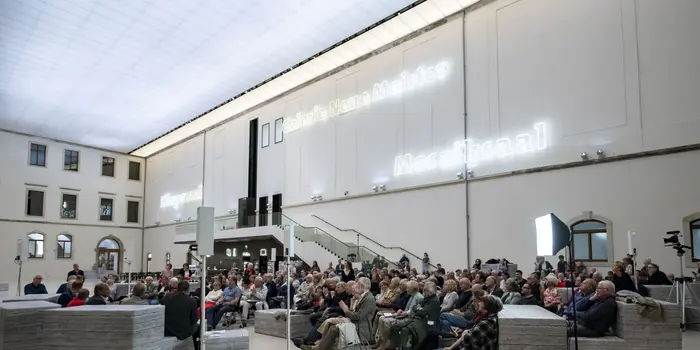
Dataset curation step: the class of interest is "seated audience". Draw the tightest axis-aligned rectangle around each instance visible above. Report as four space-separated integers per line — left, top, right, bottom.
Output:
542 275 561 313
374 280 427 350
567 280 617 337
301 277 376 350
644 263 673 285
439 285 485 333
56 275 77 294
341 261 356 283
526 274 542 303
484 276 503 298
197 281 223 317
386 281 440 349
57 280 83 307
556 273 567 288
444 295 503 350
206 277 242 330
240 276 269 326
86 283 110 305
454 278 473 310
120 283 149 305
66 288 90 307
517 284 541 306
440 279 459 312
514 270 526 289
559 278 596 319
611 262 636 293
500 278 522 305
24 275 48 295
263 273 279 308
143 276 160 301
162 280 200 350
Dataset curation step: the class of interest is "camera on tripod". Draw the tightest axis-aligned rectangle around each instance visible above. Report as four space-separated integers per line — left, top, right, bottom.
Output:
663 231 692 256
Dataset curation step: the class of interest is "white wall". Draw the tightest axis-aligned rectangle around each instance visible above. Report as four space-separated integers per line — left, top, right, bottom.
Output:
0 130 145 284
141 0 700 271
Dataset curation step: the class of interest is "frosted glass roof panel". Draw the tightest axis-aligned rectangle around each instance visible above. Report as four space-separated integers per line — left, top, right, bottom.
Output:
0 0 415 152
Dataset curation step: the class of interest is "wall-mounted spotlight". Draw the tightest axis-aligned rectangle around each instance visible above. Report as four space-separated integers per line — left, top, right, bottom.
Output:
155 221 161 226
372 186 379 192
580 152 589 160
228 209 235 214
466 170 474 178
457 172 465 180
317 195 323 201
266 203 272 210
379 185 386 192
311 196 318 202
187 217 191 221
344 191 349 196
174 218 181 223
596 149 605 158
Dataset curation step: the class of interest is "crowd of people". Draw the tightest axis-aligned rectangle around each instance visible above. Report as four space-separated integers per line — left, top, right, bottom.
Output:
21 255 696 350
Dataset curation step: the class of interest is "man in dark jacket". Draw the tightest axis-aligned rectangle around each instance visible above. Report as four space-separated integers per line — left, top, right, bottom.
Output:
568 280 618 337
644 264 673 285
388 281 441 349
264 273 279 308
57 280 83 307
162 280 200 350
453 278 472 310
518 283 542 306
66 264 84 280
86 283 109 305
24 275 48 295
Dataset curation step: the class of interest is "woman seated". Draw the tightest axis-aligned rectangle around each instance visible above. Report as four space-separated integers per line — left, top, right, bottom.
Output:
197 281 222 318
445 295 502 350
440 280 459 312
543 275 561 313
500 278 522 305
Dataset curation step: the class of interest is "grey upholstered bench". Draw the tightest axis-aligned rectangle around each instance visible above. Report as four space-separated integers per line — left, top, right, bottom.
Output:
568 335 629 350
498 305 567 350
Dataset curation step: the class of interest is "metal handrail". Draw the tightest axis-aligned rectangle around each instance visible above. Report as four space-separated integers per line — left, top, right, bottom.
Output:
311 214 437 268
280 213 395 267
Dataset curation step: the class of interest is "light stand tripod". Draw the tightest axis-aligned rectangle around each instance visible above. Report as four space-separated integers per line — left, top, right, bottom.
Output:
567 243 579 350
663 233 700 332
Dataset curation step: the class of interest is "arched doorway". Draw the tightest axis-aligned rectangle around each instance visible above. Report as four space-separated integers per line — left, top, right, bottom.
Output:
95 236 123 275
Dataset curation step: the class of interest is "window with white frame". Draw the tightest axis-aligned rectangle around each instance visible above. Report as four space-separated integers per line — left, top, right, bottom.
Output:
28 232 45 259
570 220 609 262
274 118 284 143
57 234 72 259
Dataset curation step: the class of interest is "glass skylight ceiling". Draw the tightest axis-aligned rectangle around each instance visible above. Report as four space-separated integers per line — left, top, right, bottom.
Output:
0 0 416 152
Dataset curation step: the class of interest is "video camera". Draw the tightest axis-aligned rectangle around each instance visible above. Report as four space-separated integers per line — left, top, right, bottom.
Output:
664 231 692 256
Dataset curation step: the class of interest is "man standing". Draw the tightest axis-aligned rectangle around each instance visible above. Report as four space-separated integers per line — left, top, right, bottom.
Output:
206 277 242 330
24 275 48 295
67 264 84 280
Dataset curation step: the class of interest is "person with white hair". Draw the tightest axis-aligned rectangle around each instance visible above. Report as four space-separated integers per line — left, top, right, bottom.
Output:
386 281 441 349
567 280 617 337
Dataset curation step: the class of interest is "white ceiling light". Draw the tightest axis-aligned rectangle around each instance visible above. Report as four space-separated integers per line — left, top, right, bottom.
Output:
130 0 482 157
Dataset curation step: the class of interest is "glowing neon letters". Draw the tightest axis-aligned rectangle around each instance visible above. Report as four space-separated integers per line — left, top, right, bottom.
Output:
393 122 548 177
160 184 203 209
283 61 450 134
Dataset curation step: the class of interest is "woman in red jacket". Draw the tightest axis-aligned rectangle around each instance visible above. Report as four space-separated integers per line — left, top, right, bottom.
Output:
66 289 90 307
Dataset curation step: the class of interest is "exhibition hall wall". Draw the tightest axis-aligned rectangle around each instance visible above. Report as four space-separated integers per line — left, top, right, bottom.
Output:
0 130 145 287
136 0 700 272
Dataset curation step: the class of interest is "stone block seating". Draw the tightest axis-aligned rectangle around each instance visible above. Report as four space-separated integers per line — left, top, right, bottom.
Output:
254 309 312 339
646 284 700 331
1 294 61 303
41 305 176 349
498 305 567 350
205 329 250 350
0 301 60 349
571 300 682 350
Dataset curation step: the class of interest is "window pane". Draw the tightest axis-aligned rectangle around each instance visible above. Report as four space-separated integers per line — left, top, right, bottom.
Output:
572 220 606 231
37 152 45 166
27 190 44 216
129 161 141 181
274 118 284 143
29 233 44 240
261 123 270 147
102 157 115 176
35 241 44 258
591 232 608 260
693 228 700 260
572 234 589 260
127 201 139 223
100 198 113 221
58 234 71 241
64 150 79 171
64 241 72 254
61 194 77 219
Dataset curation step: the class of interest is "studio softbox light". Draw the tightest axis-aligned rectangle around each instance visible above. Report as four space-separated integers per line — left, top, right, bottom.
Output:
535 213 571 256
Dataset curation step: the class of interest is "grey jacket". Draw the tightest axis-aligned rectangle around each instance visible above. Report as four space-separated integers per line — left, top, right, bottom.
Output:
345 292 377 343
120 296 149 305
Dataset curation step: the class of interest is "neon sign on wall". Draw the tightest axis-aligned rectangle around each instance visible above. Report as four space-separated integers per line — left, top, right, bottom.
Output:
160 185 203 209
393 122 548 177
283 61 450 134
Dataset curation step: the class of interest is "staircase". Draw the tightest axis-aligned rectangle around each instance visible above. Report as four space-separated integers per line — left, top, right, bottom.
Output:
311 214 436 272
280 214 396 269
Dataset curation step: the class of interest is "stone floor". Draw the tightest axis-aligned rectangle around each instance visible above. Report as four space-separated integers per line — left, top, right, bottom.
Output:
248 327 700 349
